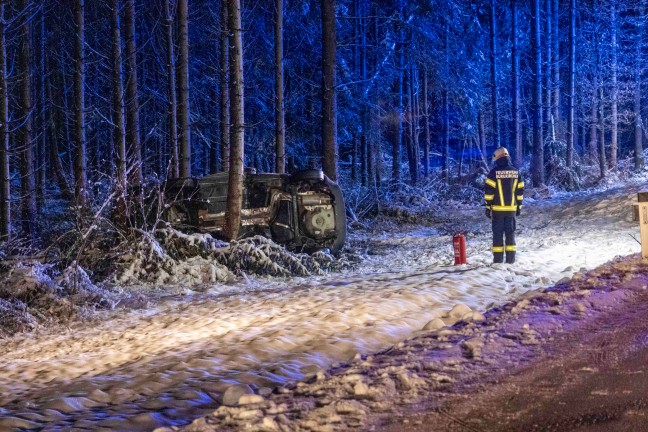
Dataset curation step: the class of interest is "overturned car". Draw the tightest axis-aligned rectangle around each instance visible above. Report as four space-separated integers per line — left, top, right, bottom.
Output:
162 169 347 253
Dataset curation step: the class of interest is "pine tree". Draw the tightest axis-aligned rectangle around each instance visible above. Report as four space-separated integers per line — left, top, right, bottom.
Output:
609 0 618 171
321 0 338 180
566 0 575 171
489 0 500 149
274 0 285 173
633 2 644 170
165 0 179 178
224 0 245 241
74 0 87 208
124 0 143 185
511 0 521 167
177 0 191 177
0 0 8 238
531 0 544 186
219 0 229 172
112 0 128 225
18 0 36 236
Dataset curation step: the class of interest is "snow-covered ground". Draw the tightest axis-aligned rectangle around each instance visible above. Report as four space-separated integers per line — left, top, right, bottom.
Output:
0 182 644 431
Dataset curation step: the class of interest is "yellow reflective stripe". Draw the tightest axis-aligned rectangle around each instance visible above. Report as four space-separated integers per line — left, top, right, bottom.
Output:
497 179 505 206
510 179 518 206
492 246 504 253
492 205 517 211
485 178 496 188
505 245 516 252
517 181 525 189
516 195 524 201
484 194 494 201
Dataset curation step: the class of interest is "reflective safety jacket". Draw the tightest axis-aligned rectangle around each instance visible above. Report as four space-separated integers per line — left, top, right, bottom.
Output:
484 160 524 213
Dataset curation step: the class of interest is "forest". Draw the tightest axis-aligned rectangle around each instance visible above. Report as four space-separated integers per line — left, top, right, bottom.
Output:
0 0 644 242
1 1 648 429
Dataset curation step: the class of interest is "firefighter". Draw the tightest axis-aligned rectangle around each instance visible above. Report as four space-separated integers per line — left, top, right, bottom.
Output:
484 147 524 264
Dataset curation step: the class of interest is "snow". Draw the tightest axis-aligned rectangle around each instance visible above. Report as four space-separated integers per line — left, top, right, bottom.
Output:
180 255 648 431
0 182 644 430
0 261 118 337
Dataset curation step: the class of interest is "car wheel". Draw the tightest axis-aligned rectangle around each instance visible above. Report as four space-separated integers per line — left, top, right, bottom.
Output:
290 169 325 182
324 178 347 254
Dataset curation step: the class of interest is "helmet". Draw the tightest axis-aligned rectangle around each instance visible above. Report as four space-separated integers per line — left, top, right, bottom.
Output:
492 147 510 162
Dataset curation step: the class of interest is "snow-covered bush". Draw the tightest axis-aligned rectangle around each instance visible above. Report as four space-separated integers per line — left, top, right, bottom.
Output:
217 237 310 277
0 261 118 336
0 298 37 336
115 228 234 286
115 228 352 285
55 263 117 310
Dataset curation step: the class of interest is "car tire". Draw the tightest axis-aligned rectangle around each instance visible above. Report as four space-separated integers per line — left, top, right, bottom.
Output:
290 169 324 182
324 177 347 254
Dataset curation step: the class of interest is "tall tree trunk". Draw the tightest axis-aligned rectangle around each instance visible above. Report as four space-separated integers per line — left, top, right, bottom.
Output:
165 0 179 178
36 6 46 210
478 107 486 160
360 130 367 185
274 0 285 173
208 80 218 174
531 0 544 186
609 0 618 171
442 19 450 181
360 4 368 186
412 66 419 183
566 0 575 170
112 0 127 225
0 0 8 238
351 0 358 182
404 77 412 183
545 0 552 136
224 0 244 241
588 71 598 165
371 6 381 187
321 0 338 180
634 2 644 171
489 0 500 148
58 36 73 175
362 9 380 186
552 0 560 125
124 0 142 186
352 0 358 79
423 68 430 177
597 31 606 179
407 66 417 184
598 82 606 178
392 23 403 183
443 89 449 180
351 133 357 181
177 0 190 177
219 0 229 172
511 0 521 168
74 0 87 208
19 0 36 236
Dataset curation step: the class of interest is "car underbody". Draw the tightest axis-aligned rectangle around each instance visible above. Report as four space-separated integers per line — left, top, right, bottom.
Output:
162 169 346 253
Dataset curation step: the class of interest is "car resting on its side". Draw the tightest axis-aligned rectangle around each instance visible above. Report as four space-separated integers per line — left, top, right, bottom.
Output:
162 169 347 253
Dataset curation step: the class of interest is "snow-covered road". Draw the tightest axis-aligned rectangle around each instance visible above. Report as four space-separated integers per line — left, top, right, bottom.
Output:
0 184 642 431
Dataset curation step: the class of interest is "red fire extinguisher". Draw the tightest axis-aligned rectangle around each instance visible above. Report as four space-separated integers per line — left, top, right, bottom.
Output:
453 233 467 265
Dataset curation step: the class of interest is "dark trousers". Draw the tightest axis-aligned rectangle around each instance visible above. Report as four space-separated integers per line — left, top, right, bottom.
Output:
492 214 516 264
